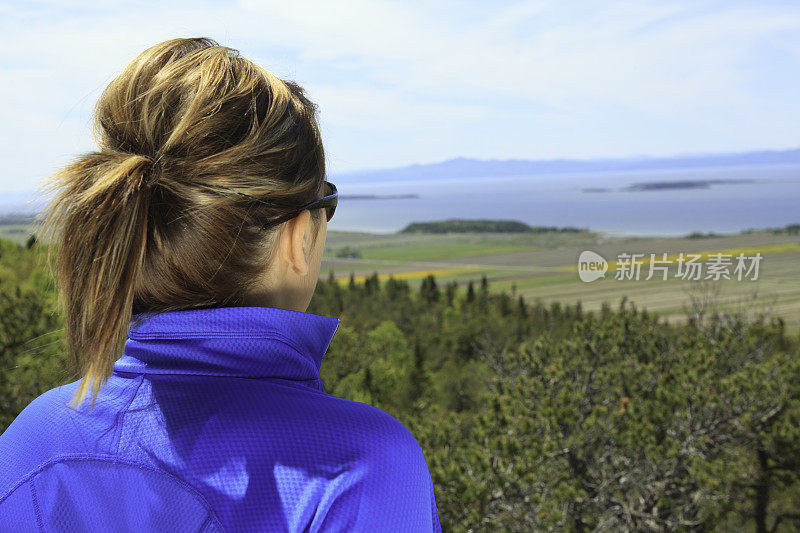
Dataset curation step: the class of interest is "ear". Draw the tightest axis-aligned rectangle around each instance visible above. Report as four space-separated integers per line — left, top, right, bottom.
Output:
282 210 311 276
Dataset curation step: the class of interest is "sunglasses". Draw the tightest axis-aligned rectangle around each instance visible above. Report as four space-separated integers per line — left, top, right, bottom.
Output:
236 180 337 230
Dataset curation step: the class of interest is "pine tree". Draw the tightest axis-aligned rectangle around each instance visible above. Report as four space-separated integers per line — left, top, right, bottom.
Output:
408 340 430 403
365 272 379 295
334 290 344 315
478 275 489 308
385 275 398 301
517 295 527 318
446 282 457 306
499 292 511 316
420 274 440 303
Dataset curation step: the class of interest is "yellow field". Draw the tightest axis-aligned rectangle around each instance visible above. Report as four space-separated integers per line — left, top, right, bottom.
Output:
337 266 485 285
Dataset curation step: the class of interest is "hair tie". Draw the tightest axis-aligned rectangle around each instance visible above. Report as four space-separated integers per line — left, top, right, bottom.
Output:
141 155 163 189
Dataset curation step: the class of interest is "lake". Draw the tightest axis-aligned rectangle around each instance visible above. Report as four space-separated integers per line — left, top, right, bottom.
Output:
329 164 800 236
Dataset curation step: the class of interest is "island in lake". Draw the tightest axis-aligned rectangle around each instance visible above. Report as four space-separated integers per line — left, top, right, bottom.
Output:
582 178 755 193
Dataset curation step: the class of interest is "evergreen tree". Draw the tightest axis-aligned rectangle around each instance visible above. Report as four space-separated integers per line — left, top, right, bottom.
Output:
478 275 489 308
408 339 431 403
364 272 379 295
420 274 440 303
466 280 475 304
363 366 373 397
498 292 511 316
384 275 397 301
517 295 527 318
445 282 457 306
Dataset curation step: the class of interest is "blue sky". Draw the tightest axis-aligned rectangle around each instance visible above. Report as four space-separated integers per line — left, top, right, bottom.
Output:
0 0 798 192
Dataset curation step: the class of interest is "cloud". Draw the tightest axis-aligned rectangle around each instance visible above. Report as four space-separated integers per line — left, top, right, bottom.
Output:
0 0 798 191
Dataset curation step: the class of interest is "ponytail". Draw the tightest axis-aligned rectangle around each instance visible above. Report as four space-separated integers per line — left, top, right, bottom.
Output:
37 152 158 408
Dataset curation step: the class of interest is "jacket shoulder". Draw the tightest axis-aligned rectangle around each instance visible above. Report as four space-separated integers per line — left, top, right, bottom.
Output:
294 392 439 530
205 381 439 529
0 381 83 497
323 392 426 459
0 375 142 493
246 381 429 465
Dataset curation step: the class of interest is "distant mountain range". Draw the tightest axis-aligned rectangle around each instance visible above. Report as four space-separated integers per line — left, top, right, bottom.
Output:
334 147 800 182
1 147 799 214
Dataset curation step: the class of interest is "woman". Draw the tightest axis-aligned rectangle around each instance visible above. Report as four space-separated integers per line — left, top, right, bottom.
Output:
0 37 441 532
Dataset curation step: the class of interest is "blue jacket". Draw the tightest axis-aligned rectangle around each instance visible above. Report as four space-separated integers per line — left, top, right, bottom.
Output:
0 306 441 532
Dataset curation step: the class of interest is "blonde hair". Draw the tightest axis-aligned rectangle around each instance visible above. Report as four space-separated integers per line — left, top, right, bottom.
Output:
35 37 326 409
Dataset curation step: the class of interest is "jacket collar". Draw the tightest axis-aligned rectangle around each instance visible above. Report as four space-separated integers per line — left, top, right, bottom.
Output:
114 306 340 390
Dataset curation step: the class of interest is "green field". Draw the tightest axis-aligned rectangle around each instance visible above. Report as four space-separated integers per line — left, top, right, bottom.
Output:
322 229 800 333
0 224 35 242
5 220 799 332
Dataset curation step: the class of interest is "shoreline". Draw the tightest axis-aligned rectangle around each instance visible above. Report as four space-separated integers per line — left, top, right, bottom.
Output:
325 225 800 239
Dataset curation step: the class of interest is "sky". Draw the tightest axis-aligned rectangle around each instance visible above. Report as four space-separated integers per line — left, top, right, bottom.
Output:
0 0 798 193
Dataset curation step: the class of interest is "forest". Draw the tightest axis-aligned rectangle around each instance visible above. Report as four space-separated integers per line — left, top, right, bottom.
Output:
1 235 799 531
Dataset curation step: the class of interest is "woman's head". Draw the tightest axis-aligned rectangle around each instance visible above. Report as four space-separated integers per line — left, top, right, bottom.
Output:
36 37 329 407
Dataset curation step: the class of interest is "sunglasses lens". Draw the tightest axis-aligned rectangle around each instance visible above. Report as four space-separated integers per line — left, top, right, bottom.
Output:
325 182 337 222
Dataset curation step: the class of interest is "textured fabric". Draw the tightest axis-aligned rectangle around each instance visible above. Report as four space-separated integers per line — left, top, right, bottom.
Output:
0 306 442 532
